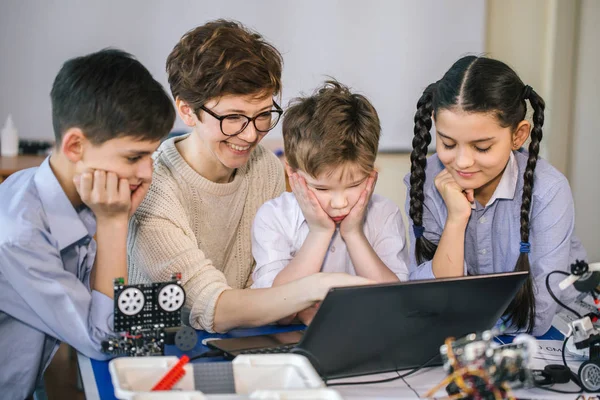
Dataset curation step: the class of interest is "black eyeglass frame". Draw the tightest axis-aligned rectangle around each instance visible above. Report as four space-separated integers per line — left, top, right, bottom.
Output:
198 101 283 137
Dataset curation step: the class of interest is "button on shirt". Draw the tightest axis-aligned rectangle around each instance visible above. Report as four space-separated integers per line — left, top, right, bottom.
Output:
0 158 114 399
404 150 587 336
251 192 410 289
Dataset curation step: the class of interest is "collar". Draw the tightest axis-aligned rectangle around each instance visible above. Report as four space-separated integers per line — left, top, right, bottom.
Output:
34 157 95 250
472 151 519 209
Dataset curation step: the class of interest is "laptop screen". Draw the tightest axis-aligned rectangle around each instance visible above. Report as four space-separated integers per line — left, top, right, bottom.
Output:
207 271 528 381
293 271 529 380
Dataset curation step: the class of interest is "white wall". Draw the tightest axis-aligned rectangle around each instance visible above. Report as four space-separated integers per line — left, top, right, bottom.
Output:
486 0 579 176
0 0 484 151
569 0 600 261
379 0 600 262
1 1 596 259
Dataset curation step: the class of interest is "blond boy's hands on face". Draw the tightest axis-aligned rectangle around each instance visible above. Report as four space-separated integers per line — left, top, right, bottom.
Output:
271 171 338 291
434 169 474 225
339 171 377 239
276 170 381 325
289 172 335 235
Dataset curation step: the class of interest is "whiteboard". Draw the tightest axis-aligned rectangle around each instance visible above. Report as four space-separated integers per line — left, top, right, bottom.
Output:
0 0 485 151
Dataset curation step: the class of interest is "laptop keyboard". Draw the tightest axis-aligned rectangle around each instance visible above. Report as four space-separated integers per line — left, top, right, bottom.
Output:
239 344 295 355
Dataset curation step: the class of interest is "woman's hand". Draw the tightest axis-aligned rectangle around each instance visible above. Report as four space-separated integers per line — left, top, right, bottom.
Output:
311 272 374 302
297 302 321 326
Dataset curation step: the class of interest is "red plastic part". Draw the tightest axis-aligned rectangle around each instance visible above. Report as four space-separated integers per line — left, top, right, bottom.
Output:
151 355 190 391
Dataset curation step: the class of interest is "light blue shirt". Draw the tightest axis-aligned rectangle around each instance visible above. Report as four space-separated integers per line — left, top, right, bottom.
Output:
404 149 587 336
0 158 113 399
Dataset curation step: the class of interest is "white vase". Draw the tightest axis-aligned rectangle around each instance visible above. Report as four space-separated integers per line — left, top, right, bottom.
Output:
1 115 19 157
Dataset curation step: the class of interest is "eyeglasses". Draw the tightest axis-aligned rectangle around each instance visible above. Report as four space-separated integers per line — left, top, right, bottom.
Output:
199 101 283 137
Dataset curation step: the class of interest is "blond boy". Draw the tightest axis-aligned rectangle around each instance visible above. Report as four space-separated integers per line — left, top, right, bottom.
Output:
251 81 409 324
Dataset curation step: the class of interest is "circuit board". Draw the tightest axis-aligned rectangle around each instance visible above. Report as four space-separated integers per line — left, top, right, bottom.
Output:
113 276 185 332
101 327 165 357
426 329 535 399
102 274 188 357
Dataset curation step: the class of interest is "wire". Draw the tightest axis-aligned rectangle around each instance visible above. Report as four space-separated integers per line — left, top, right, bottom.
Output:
326 353 439 387
535 268 594 394
532 331 583 394
443 337 471 394
562 333 575 376
123 333 142 339
546 270 582 318
534 384 583 394
562 332 583 390
326 371 403 387
188 349 224 361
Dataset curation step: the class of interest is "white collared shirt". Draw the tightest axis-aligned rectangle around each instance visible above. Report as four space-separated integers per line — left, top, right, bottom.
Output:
471 151 519 209
251 192 409 288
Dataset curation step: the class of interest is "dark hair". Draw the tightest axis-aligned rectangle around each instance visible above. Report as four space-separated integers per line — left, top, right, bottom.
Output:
409 55 545 333
166 19 283 116
283 80 380 178
51 48 175 145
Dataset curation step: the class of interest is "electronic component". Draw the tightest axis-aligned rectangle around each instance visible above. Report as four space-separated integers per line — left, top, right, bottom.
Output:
102 274 193 357
174 326 198 352
426 329 535 399
559 261 600 293
564 315 600 391
18 139 53 156
557 260 600 392
152 355 190 391
113 275 185 332
101 327 165 357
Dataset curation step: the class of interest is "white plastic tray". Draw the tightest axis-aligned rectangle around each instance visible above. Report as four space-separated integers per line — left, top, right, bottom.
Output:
131 389 343 399
109 354 342 400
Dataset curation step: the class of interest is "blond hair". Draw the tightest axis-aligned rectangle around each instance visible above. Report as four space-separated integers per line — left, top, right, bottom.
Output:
283 80 380 178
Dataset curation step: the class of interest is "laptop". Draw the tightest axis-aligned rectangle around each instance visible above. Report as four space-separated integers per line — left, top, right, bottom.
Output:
207 271 528 380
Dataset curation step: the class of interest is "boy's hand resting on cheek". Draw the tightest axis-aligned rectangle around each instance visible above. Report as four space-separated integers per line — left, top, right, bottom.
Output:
73 169 132 222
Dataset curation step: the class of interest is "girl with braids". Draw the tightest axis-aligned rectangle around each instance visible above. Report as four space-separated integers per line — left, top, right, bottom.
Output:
404 55 586 336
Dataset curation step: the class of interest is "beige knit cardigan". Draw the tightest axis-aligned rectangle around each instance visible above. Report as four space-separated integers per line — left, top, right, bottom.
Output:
127 134 285 331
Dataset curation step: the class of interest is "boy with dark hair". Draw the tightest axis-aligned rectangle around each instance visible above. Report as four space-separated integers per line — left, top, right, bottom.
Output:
0 48 175 398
